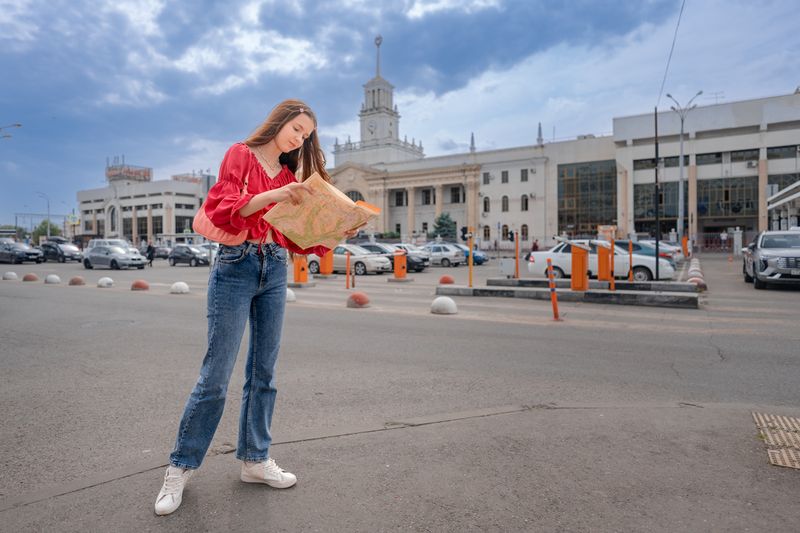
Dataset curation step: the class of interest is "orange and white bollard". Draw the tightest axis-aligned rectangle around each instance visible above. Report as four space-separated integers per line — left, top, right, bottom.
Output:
393 249 407 280
547 258 561 321
628 241 634 282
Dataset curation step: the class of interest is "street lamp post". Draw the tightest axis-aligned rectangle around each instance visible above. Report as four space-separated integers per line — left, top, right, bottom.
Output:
37 192 51 241
666 91 702 242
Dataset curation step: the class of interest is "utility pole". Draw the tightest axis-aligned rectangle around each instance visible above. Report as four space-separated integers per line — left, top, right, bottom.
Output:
654 107 660 281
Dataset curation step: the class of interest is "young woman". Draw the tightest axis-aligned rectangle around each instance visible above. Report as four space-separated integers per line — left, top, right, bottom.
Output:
155 99 355 516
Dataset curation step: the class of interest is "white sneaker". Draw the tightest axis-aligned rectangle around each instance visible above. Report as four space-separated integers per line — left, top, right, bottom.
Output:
154 465 193 516
240 458 297 488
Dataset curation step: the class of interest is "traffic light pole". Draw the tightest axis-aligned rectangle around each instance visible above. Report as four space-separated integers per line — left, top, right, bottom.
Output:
467 227 474 288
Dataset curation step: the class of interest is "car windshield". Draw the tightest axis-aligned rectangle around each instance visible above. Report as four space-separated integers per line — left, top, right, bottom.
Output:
188 246 203 253
109 246 127 254
348 245 372 255
762 234 800 248
12 243 32 250
60 244 79 252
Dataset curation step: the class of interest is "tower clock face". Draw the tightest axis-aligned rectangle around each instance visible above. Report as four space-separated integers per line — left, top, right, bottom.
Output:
367 120 376 135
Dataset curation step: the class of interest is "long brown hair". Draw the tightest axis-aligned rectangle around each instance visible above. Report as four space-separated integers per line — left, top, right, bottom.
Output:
244 99 330 182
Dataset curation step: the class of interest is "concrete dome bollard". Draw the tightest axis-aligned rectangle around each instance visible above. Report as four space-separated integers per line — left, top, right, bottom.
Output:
97 277 114 288
69 276 86 286
346 291 370 308
22 273 39 282
286 288 296 302
3 272 18 281
131 279 150 291
44 274 61 284
688 276 707 291
170 281 190 294
431 296 458 315
439 275 455 285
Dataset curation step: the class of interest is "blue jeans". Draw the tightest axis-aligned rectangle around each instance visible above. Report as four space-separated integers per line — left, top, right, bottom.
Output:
169 242 288 469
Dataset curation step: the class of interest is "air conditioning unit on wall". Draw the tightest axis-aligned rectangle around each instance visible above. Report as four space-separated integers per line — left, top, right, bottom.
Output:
746 161 758 168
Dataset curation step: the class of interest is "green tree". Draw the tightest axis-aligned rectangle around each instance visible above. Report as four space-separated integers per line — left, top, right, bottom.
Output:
433 213 456 241
32 220 62 244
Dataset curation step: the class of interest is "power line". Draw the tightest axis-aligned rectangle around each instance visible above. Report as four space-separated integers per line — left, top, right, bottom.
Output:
656 0 687 108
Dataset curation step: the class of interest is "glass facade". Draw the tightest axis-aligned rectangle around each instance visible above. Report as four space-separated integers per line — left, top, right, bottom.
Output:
767 145 799 160
769 173 800 191
175 216 193 233
634 182 688 219
697 176 758 218
557 160 617 237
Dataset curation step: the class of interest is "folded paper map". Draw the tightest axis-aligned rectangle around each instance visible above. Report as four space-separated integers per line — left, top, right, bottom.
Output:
262 172 380 249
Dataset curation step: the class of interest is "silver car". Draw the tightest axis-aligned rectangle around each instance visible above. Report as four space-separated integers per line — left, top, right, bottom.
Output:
422 243 465 267
83 245 146 270
743 230 800 289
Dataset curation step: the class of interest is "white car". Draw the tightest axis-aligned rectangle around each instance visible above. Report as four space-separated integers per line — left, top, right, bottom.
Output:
527 240 675 281
394 243 431 261
422 243 465 267
307 244 392 275
639 239 685 262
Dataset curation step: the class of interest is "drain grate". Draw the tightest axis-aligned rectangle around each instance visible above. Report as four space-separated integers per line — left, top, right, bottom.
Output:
753 412 800 470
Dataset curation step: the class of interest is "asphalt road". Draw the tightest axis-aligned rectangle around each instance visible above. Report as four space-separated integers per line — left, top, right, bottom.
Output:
0 254 798 531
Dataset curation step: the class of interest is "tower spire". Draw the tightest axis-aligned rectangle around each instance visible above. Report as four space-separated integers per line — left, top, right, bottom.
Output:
375 35 383 77
537 122 544 146
470 132 476 153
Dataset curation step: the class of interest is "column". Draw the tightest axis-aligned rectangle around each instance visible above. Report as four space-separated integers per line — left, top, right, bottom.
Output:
147 207 153 243
617 167 629 237
406 187 415 238
466 179 479 232
165 204 174 235
758 154 768 231
771 210 780 231
434 184 443 218
688 161 698 244
132 206 138 245
92 212 97 235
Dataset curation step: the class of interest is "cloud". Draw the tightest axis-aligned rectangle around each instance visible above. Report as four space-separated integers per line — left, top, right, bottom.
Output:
99 0 165 37
0 0 39 48
404 0 502 19
100 77 167 107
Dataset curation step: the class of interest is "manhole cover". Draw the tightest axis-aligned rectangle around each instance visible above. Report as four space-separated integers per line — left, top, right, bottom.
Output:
753 412 800 470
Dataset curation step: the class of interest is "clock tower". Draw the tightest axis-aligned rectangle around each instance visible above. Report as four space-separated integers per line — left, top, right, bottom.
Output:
333 36 424 166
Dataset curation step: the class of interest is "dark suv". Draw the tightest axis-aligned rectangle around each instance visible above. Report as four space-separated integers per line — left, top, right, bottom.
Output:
168 245 210 267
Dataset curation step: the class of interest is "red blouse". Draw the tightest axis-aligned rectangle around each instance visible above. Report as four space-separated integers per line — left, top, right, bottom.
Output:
204 143 329 257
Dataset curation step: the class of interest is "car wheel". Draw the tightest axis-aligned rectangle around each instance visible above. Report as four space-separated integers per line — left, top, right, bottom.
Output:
111 260 120 270
308 261 320 274
742 263 753 283
632 266 653 282
40 256 46 263
138 265 145 270
169 258 176 266
548 266 565 279
753 273 767 290
58 255 66 263
83 259 93 270
354 262 367 276
190 258 197 267
441 258 451 267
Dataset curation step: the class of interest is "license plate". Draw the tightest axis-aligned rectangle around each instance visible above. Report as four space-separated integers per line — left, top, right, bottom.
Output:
791 269 800 276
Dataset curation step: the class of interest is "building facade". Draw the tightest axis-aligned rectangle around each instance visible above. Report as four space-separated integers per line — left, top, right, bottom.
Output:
76 160 213 246
330 39 800 250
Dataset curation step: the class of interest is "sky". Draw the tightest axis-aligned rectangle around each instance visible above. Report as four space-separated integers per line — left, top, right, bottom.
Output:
1 0 799 226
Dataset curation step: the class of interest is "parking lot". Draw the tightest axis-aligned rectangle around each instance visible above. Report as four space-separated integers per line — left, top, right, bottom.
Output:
1 253 798 531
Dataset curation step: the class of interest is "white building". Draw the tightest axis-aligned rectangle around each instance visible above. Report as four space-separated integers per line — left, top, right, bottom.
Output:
330 38 800 250
76 160 213 246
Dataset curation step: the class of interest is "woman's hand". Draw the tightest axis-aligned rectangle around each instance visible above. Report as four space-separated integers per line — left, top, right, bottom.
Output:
272 182 314 205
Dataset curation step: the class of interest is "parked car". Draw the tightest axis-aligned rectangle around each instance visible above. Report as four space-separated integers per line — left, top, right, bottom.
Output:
86 238 131 251
168 244 210 267
41 242 83 263
307 244 392 275
393 243 432 261
742 230 800 289
83 245 145 270
155 246 172 259
422 243 465 267
613 240 676 268
450 243 488 265
527 239 675 281
196 243 219 264
0 242 44 263
639 239 684 262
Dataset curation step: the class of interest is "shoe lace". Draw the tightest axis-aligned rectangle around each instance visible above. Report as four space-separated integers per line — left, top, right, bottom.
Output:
162 470 185 494
264 458 285 475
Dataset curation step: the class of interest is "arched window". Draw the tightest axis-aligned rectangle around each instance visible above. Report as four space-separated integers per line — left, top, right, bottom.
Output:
483 197 490 213
108 206 117 233
521 224 529 241
501 196 509 212
346 190 365 202
521 195 529 211
483 226 490 240
502 224 509 240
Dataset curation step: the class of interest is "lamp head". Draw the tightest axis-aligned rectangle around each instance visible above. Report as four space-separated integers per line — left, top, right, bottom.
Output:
666 93 672 99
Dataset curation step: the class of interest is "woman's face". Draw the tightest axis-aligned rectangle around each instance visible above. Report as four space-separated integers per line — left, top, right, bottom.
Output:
276 113 315 154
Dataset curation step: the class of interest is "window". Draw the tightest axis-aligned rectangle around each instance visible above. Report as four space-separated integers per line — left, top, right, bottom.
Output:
482 172 490 185
395 223 401 234
123 218 132 239
664 155 689 168
521 169 528 182
635 156 689 170
501 196 509 212
108 207 117 232
84 221 93 231
521 224 529 241
346 190 364 202
96 220 104 234
557 160 617 237
136 217 148 239
768 173 800 191
483 197 490 213
634 182 688 220
502 225 509 240
422 222 428 233
767 145 798 160
152 216 163 236
696 152 722 165
394 190 405 207
633 158 656 171
334 246 346 254
150 203 162 209
521 195 529 211
175 216 193 233
731 149 759 162
450 187 461 204
501 170 508 183
422 189 432 205
696 176 758 218
483 226 490 240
